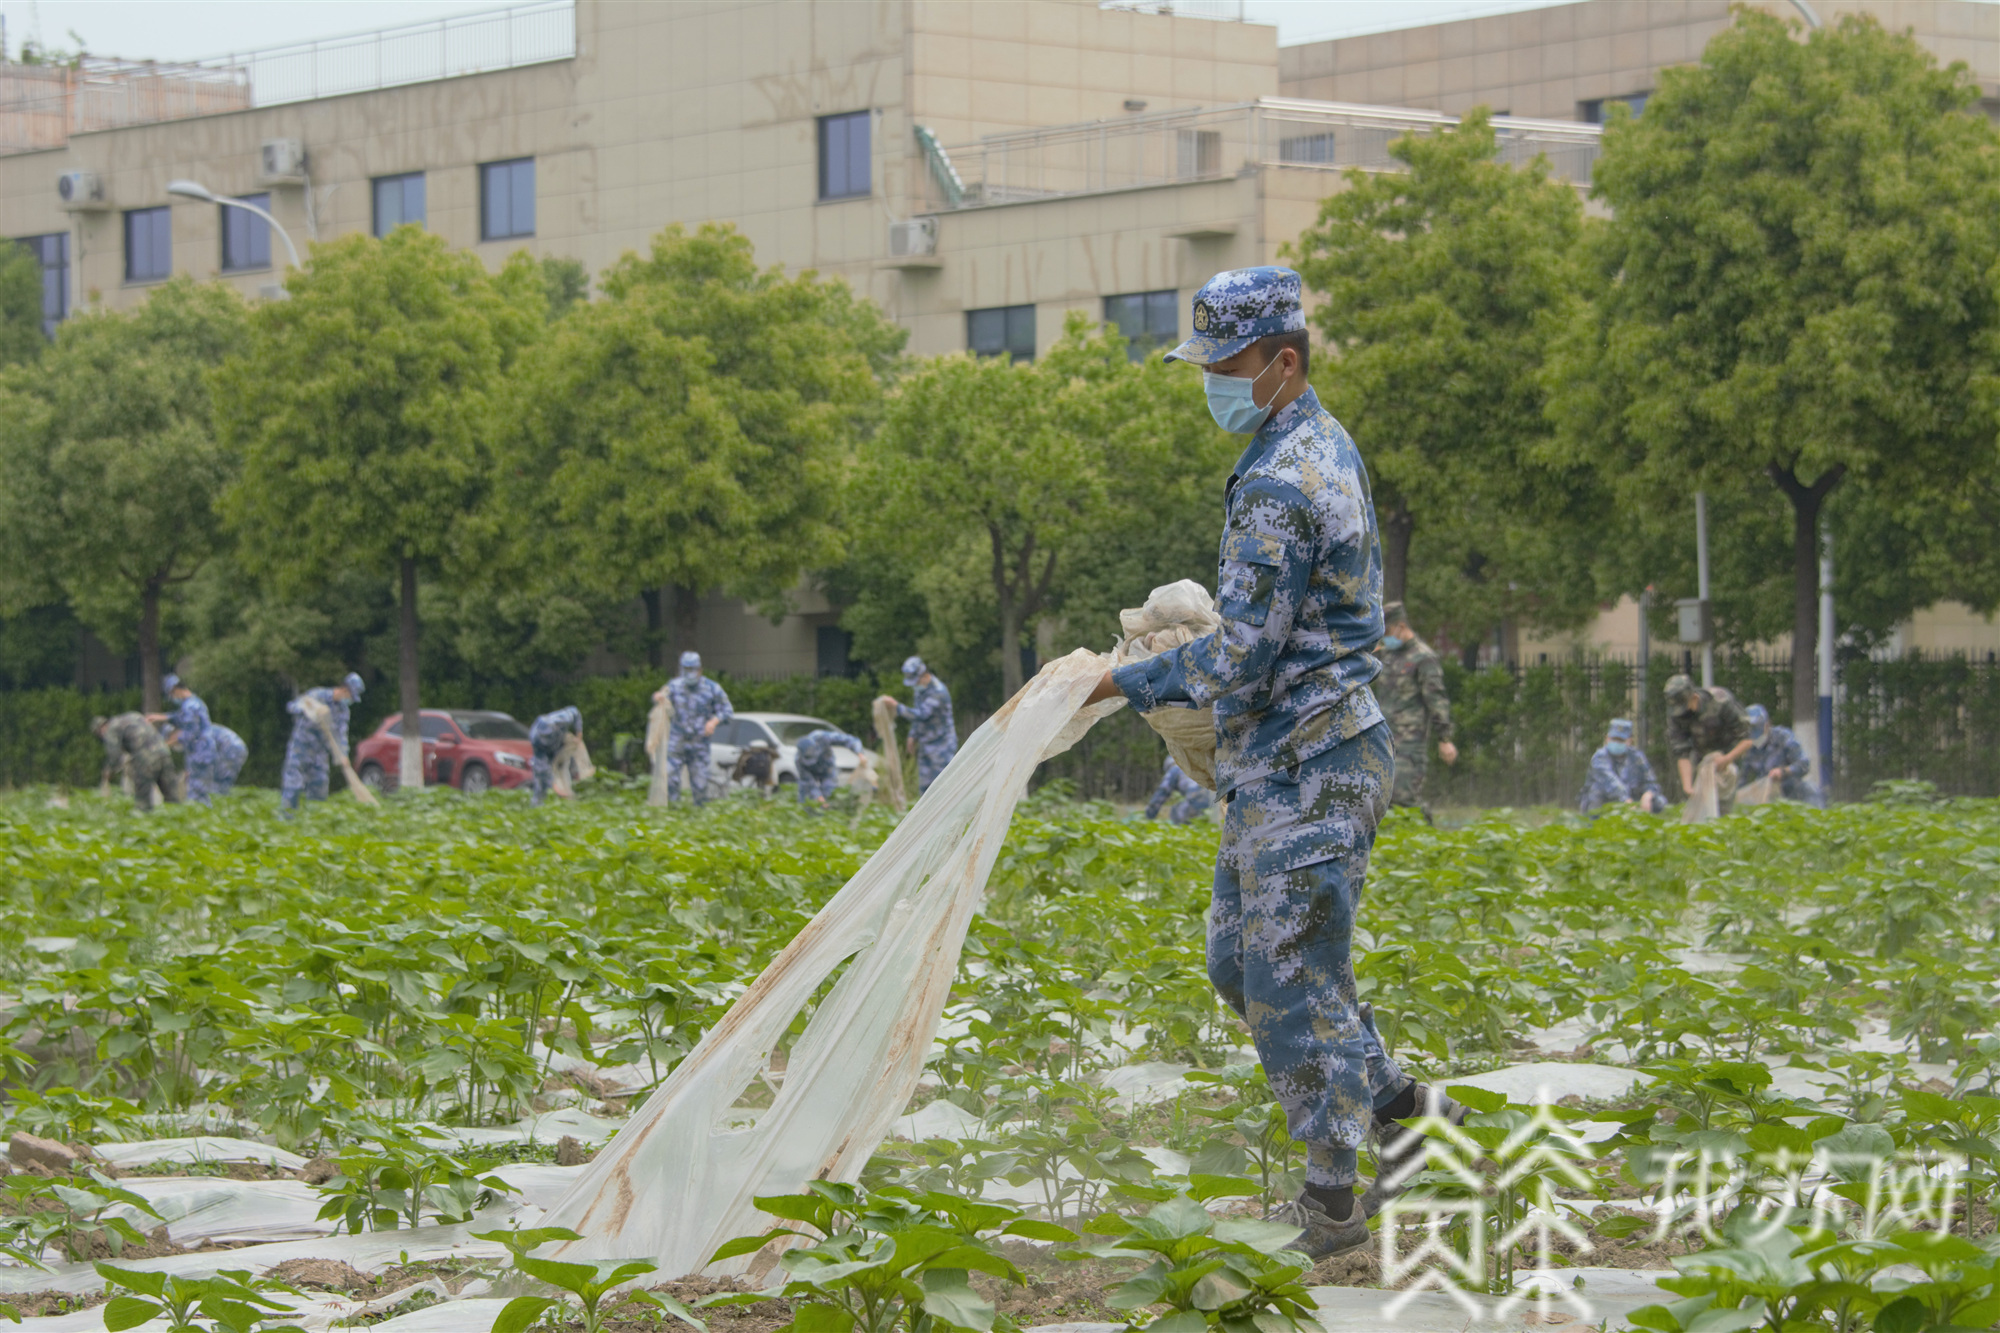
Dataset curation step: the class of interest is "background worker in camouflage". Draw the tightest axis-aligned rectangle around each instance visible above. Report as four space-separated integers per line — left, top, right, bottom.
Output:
1579 717 1665 815
528 705 583 807
208 725 248 796
794 727 865 808
1373 602 1458 821
151 674 222 803
1741 704 1823 806
93 712 180 811
282 673 362 812
1664 673 1752 813
1145 756 1212 825
881 656 957 794
1084 266 1465 1259
659 651 732 806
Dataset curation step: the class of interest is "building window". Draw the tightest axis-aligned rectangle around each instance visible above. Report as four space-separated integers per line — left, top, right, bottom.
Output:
816 626 854 678
1104 291 1178 361
372 172 426 236
15 233 68 337
220 193 271 272
818 110 871 200
1580 91 1650 124
1176 129 1221 177
124 207 171 283
967 304 1035 363
480 158 535 240
1279 132 1337 165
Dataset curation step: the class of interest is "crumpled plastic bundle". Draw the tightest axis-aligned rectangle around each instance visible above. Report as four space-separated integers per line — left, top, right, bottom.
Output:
870 695 908 812
645 696 673 807
1682 753 1737 823
1110 579 1222 790
551 734 596 799
537 649 1125 1277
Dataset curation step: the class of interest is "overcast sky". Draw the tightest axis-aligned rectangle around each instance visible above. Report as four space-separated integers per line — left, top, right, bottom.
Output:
0 0 1627 65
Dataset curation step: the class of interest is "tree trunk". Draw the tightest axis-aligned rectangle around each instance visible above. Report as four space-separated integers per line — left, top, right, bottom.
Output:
991 528 1024 699
641 588 664 670
1380 506 1415 608
398 556 424 791
670 583 701 667
137 583 163 714
1768 463 1845 729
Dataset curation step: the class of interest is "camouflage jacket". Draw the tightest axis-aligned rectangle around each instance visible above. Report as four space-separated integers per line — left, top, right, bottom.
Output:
286 687 349 759
100 712 169 773
665 675 733 742
1112 387 1385 795
795 729 865 772
897 680 957 756
1579 746 1662 812
1740 724 1810 784
530 706 582 758
1375 637 1452 743
1666 686 1749 761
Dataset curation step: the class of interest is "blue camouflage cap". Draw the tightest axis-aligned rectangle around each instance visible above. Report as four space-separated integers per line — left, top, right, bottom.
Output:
1607 718 1634 741
162 673 182 693
1746 704 1769 726
1165 266 1307 365
679 651 702 672
901 655 926 687
344 672 365 700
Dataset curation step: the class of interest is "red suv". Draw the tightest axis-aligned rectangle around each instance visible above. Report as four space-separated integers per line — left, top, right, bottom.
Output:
354 710 535 795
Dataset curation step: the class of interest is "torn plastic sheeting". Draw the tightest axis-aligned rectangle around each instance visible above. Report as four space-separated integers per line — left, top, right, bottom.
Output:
538 650 1123 1276
94 1137 309 1171
367 1297 517 1331
1448 1062 1644 1106
1307 1273 1678 1332
891 1099 986 1142
425 1106 625 1148
1098 1060 1192 1111
102 1178 329 1246
0 1216 516 1297
490 1161 590 1209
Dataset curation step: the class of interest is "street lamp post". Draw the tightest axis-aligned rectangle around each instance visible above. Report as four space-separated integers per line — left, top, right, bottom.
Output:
166 180 302 271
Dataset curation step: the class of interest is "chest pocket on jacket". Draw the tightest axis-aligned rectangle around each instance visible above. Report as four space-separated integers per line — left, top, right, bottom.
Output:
1218 531 1285 627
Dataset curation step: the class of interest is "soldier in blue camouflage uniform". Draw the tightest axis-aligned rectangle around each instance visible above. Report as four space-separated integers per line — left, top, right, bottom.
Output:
1084 268 1465 1258
659 651 732 806
209 725 248 795
794 727 865 808
1740 704 1822 806
152 674 221 804
1578 718 1665 815
281 673 362 812
528 705 583 807
93 712 180 811
882 656 957 794
1145 757 1213 825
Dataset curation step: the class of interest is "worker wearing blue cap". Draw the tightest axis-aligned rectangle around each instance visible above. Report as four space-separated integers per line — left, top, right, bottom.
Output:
1081 266 1456 1256
1739 704 1820 806
878 655 957 794
656 651 732 806
281 672 362 812
150 673 221 803
1580 718 1664 815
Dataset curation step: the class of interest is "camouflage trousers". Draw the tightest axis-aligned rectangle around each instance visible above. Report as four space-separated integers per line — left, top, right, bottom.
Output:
529 753 557 806
1167 791 1213 825
280 739 330 812
1388 733 1429 816
1210 723 1405 1190
209 728 247 796
126 752 181 812
797 761 839 805
915 741 956 794
665 737 711 805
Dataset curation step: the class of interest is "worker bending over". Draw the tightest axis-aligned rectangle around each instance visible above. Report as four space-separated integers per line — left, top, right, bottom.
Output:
282 674 362 812
794 728 865 809
528 706 583 806
1579 718 1664 815
93 712 179 811
1664 673 1751 814
1741 704 1822 807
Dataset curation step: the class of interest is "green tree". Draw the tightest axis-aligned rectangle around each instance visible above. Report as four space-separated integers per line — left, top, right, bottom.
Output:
1288 109 1601 654
1548 12 2000 722
499 222 903 669
215 229 544 788
0 278 246 711
0 242 45 368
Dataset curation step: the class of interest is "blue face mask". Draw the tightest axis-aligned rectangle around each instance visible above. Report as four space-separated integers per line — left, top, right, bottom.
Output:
1380 635 1405 651
1202 355 1283 434
1606 740 1629 756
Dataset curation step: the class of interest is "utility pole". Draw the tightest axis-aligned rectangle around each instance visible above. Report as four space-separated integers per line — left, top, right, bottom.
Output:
1817 526 1834 800
1695 491 1714 688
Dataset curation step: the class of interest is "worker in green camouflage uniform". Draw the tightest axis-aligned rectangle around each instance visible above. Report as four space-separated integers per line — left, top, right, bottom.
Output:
1664 673 1752 814
93 712 180 811
1374 602 1457 822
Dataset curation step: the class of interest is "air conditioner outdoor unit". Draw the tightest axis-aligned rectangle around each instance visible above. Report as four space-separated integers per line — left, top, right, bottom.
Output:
889 217 937 258
259 138 306 182
56 171 106 210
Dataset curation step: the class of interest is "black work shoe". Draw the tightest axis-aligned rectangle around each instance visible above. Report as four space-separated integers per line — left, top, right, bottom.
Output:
1269 1192 1371 1259
1360 1083 1470 1216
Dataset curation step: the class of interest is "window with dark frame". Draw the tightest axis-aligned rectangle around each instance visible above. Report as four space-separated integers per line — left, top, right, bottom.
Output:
818 110 871 200
15 233 68 337
124 207 171 283
372 172 427 236
1579 91 1650 124
1104 291 1178 361
480 158 536 240
221 192 272 272
966 304 1036 363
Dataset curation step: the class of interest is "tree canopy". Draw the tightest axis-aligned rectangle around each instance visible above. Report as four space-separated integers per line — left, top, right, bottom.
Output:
0 243 45 369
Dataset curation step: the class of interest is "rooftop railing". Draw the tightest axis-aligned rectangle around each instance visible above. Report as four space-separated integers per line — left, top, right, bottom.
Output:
1097 0 1247 19
917 98 1603 212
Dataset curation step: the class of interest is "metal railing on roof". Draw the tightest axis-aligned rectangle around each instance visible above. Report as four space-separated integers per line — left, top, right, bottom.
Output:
1097 0 1247 19
0 57 250 154
917 98 1603 211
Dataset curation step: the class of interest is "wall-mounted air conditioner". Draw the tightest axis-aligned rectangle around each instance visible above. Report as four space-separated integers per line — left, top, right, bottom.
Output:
57 171 107 210
260 139 307 182
889 217 937 258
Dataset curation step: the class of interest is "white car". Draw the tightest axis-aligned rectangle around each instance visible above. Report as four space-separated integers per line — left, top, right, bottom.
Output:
705 712 863 792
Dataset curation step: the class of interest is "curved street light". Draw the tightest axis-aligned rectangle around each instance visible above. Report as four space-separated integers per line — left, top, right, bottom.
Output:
166 179 303 271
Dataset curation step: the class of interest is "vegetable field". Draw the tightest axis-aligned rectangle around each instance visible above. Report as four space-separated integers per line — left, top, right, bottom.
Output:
1 784 1997 1331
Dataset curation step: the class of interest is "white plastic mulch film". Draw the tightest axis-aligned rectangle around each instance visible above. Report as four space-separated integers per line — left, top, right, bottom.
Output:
539 649 1130 1276
1112 579 1220 790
